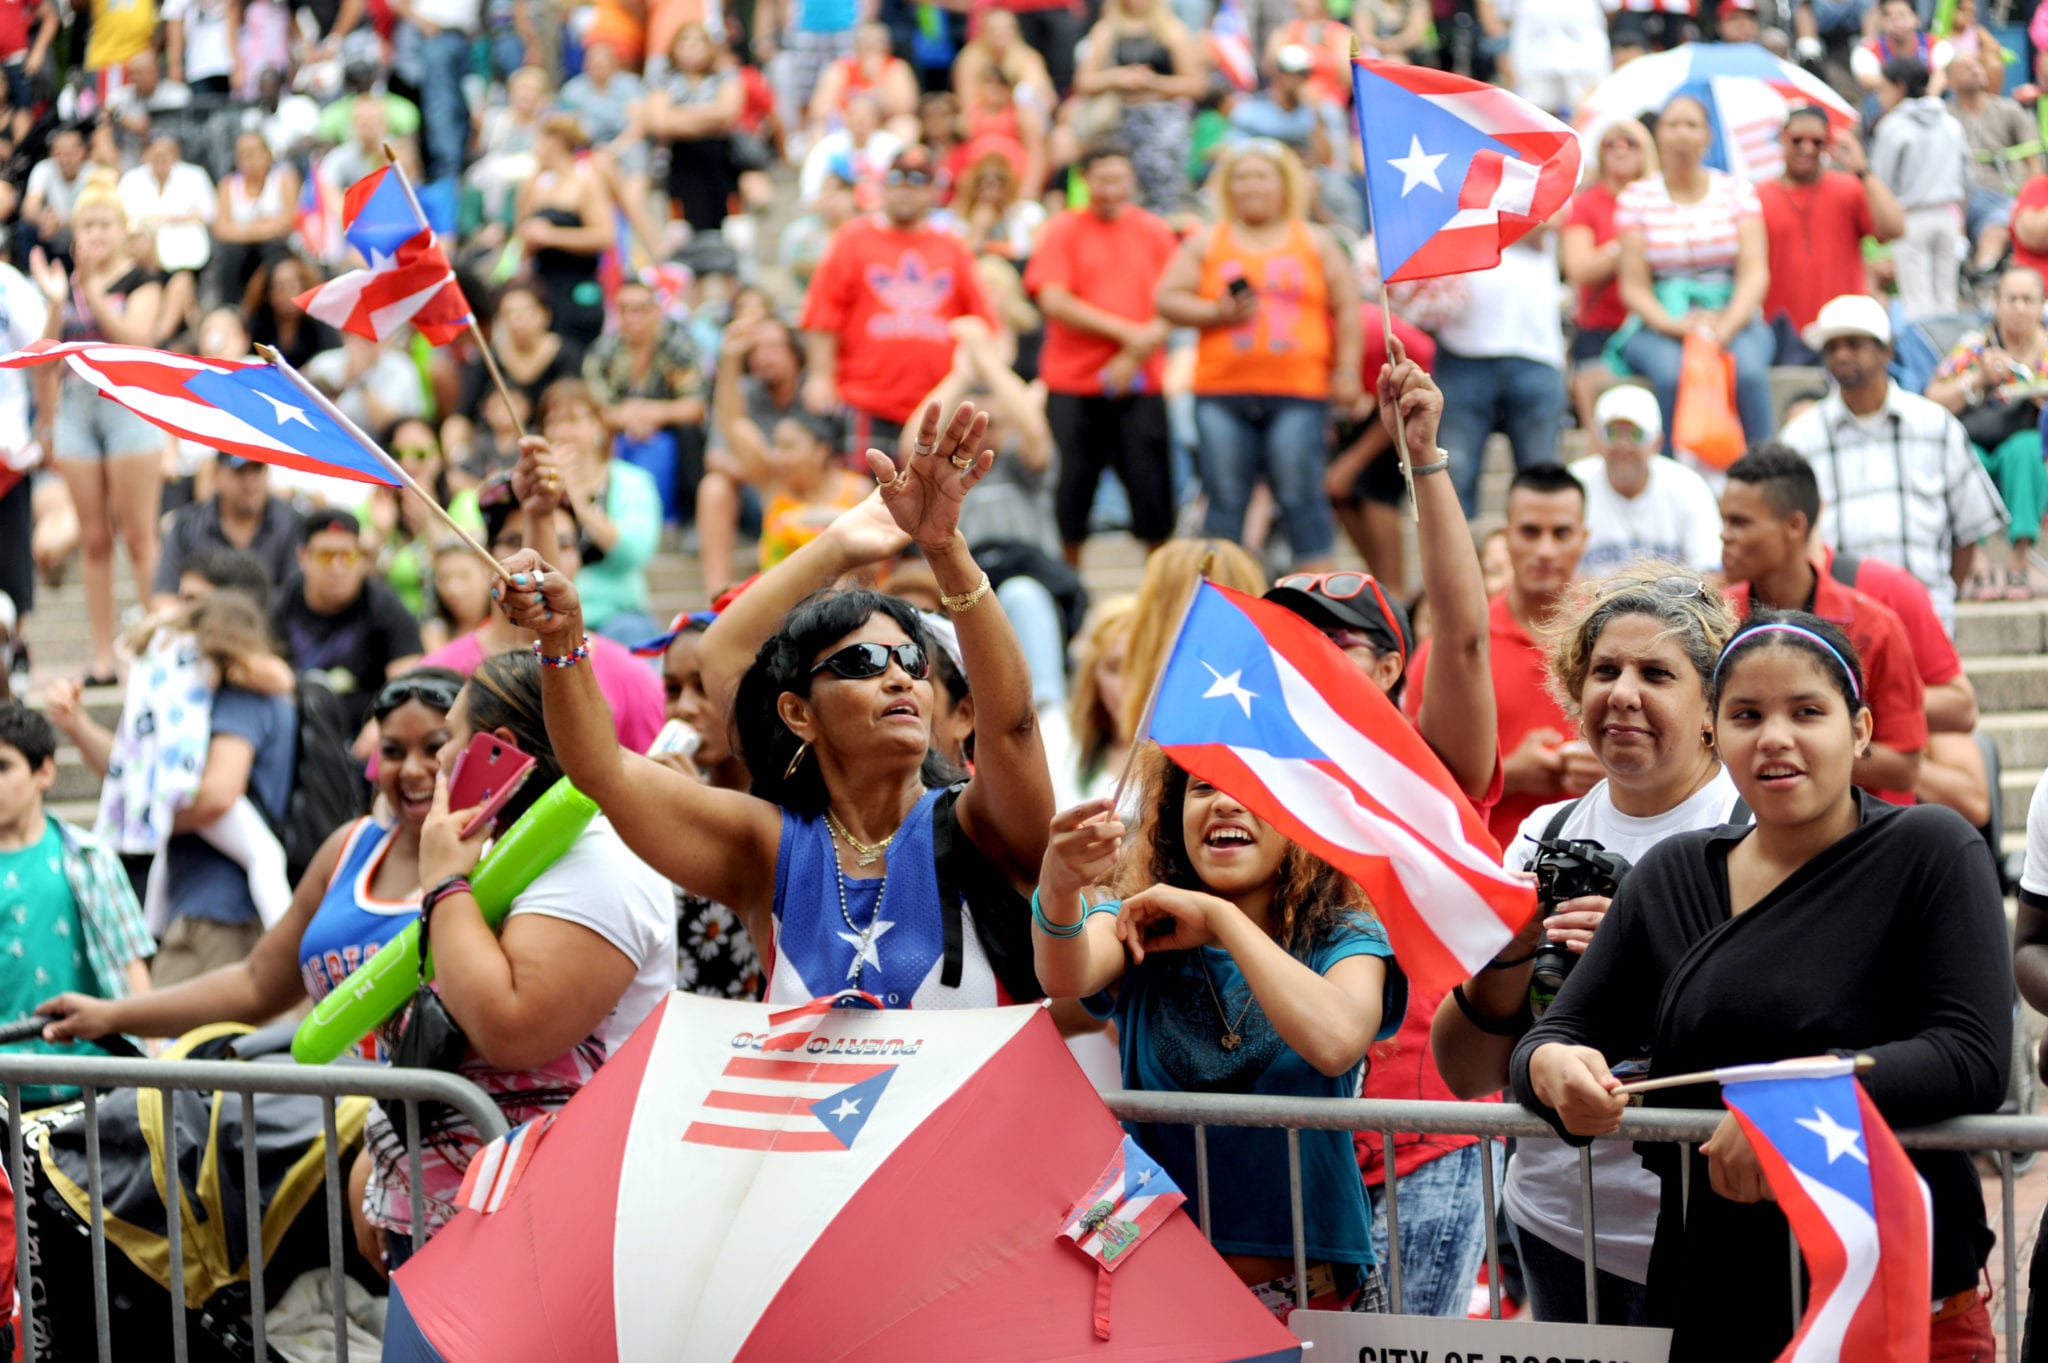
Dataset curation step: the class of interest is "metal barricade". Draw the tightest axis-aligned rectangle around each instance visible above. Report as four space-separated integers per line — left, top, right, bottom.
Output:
1101 1091 2048 1355
0 1053 506 1363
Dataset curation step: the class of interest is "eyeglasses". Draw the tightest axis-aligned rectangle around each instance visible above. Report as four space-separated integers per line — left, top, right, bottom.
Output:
308 547 364 568
1596 573 1709 601
810 640 930 681
884 168 933 187
372 674 463 718
1274 571 1406 667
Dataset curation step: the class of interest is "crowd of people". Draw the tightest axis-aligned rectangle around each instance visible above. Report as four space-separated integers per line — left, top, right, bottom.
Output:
2 0 2048 1355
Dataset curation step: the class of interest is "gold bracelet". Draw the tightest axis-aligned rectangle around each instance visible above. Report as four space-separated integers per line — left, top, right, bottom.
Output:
940 571 992 614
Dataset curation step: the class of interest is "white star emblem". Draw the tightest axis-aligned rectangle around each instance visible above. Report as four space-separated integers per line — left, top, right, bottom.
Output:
837 917 895 971
1795 1106 1868 1166
1136 1169 1152 1186
257 392 313 430
829 1097 862 1120
1388 135 1448 197
1200 662 1258 718
366 246 397 270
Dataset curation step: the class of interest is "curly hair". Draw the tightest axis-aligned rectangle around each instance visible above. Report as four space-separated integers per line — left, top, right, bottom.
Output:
732 589 963 814
1541 561 1740 725
1114 748 1377 958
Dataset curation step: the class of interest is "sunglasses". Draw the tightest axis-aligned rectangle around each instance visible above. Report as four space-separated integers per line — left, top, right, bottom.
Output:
810 640 930 681
1275 572 1406 667
885 168 934 187
1597 573 1709 601
1601 420 1648 441
308 547 364 568
394 445 439 463
372 674 463 718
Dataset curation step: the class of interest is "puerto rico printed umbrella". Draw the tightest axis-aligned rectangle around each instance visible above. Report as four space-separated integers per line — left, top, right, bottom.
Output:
1573 42 1858 182
381 993 1300 1363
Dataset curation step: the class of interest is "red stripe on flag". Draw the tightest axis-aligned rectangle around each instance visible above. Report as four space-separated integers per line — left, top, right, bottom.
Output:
701 1090 807 1115
1458 152 1504 211
722 1057 896 1083
682 1123 845 1152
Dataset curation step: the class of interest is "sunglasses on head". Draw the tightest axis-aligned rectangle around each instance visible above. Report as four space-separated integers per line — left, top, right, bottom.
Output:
811 640 930 681
1597 572 1709 601
885 168 933 187
372 674 463 719
1275 571 1405 666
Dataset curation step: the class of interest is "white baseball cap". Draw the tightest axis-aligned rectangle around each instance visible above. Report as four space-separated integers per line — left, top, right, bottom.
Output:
1801 293 1892 351
1594 384 1663 440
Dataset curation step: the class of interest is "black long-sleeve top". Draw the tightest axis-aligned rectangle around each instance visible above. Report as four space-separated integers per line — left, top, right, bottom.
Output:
1510 793 2010 1361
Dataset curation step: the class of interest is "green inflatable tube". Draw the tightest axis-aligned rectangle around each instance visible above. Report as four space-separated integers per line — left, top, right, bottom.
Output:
291 778 601 1065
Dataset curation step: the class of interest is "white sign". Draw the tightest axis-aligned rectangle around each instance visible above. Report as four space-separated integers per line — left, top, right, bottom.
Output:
1290 1310 1673 1363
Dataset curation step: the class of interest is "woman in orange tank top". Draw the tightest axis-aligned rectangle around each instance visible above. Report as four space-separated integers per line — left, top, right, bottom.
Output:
1156 141 1363 572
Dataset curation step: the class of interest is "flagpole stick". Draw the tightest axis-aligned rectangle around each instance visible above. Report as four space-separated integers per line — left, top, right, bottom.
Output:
1106 557 1211 815
380 140 530 436
254 343 518 586
1380 281 1420 525
1610 1054 1875 1098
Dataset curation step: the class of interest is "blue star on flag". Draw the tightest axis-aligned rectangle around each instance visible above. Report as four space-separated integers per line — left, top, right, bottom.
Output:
808 1068 896 1150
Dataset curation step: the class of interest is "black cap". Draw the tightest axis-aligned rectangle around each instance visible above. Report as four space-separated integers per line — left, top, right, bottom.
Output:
1265 575 1412 670
217 451 262 471
301 508 362 543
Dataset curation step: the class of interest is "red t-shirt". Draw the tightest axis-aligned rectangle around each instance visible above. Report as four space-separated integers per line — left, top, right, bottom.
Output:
1403 594 1572 849
1566 183 1628 333
1360 302 1435 382
1023 204 1179 396
1757 172 1876 336
1724 575 1928 803
799 216 996 424
1820 543 1963 688
2014 176 2048 277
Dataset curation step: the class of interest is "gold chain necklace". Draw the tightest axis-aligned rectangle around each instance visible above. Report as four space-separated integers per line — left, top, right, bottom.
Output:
1198 954 1258 1051
824 808 895 868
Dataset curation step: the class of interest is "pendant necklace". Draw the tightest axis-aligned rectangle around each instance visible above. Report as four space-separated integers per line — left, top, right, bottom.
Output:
1198 953 1257 1051
825 821 889 985
825 807 895 868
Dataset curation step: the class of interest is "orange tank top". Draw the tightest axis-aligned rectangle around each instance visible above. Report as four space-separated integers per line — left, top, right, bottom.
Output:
1193 219 1333 400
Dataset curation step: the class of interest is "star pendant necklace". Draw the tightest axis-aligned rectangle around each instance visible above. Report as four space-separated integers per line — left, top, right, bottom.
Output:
825 819 890 985
1199 954 1258 1051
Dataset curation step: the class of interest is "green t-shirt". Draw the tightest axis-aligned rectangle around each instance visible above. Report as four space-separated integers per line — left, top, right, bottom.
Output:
0 822 92 1104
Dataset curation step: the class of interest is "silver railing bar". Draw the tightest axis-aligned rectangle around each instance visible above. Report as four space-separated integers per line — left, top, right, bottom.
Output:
1579 1144 1599 1325
407 1099 427 1250
1286 1128 1307 1310
1193 1123 1211 1238
162 1083 188 1363
83 1086 110 1363
241 1090 266 1363
1380 1126 1402 1312
322 1095 349 1363
1479 1137 1501 1319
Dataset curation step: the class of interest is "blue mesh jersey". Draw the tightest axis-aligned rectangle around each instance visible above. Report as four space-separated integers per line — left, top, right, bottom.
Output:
299 818 421 1057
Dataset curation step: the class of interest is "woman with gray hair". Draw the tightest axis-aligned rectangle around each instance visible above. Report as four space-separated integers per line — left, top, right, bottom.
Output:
1429 565 1741 1325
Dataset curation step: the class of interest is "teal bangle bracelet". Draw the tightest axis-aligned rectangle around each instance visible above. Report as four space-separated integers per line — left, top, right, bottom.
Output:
1032 888 1118 937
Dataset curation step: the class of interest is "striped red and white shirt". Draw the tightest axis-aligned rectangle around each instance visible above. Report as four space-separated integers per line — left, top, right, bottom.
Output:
1614 170 1760 277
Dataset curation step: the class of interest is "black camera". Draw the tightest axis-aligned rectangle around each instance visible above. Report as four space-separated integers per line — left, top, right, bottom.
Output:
1526 837 1632 1017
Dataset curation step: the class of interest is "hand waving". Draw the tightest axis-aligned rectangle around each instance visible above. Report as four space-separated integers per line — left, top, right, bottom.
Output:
863 400 993 554
27 247 66 306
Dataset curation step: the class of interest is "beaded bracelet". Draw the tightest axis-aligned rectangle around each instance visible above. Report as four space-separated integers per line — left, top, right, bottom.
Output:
1030 887 1117 938
533 634 592 669
418 875 473 940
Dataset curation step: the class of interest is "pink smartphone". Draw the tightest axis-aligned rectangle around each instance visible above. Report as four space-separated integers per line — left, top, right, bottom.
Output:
448 732 537 839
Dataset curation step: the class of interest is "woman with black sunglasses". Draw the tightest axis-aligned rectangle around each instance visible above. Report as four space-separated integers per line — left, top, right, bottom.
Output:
495 400 1056 1008
38 668 465 1048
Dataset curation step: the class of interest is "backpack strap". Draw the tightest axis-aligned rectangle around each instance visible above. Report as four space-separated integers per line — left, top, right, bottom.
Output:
1540 797 1583 844
931 784 1045 1001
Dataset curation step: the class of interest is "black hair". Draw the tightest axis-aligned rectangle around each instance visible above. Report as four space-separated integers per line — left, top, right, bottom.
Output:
776 409 845 455
1507 462 1588 504
1079 139 1136 173
0 703 57 770
1882 55 1931 98
371 664 467 722
733 589 961 814
180 547 274 614
1725 442 1821 526
463 649 565 828
1710 609 1867 718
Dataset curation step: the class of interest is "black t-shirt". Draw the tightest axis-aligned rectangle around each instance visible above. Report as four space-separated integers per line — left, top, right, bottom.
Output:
151 497 306 598
272 576 423 729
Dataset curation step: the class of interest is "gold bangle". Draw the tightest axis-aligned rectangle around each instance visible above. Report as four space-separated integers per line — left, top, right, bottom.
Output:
940 571 992 614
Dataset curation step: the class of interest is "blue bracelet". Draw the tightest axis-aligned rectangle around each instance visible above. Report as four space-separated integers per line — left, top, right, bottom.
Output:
1031 888 1117 937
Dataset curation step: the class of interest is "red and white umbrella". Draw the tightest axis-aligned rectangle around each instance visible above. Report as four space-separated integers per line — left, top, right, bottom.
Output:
383 994 1301 1362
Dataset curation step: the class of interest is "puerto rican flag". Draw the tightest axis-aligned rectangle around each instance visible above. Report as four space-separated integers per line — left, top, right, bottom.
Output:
295 165 474 345
681 994 900 1153
1145 583 1534 997
0 342 402 487
1719 1056 1933 1363
1061 1135 1185 1272
1352 59 1582 282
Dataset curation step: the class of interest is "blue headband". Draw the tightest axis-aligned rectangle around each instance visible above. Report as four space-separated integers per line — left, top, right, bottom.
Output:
1713 623 1862 701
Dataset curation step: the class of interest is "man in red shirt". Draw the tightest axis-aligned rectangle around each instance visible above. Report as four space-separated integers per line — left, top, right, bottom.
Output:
1756 106 1903 364
1719 445 1927 802
799 145 996 455
2011 173 2048 277
1405 463 1589 848
1023 141 1179 566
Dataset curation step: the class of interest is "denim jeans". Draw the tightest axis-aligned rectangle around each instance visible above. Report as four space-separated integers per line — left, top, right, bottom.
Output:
996 575 1068 710
1430 352 1567 518
408 26 474 185
1193 394 1335 562
1618 315 1777 453
1508 1214 1651 1326
1367 1141 1492 1317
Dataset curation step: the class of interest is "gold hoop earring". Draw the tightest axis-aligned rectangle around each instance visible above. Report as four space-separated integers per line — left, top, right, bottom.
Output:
1701 730 1714 748
783 740 811 782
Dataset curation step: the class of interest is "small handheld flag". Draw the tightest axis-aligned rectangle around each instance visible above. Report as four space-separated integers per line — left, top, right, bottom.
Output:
294 159 474 347
1140 580 1534 996
1719 1056 1932 1363
1059 1136 1187 1339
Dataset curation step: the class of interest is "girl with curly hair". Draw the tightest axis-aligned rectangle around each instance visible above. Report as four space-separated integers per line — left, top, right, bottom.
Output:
1033 750 1405 1318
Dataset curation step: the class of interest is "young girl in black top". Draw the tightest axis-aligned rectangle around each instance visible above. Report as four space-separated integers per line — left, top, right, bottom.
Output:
1512 610 2010 1361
